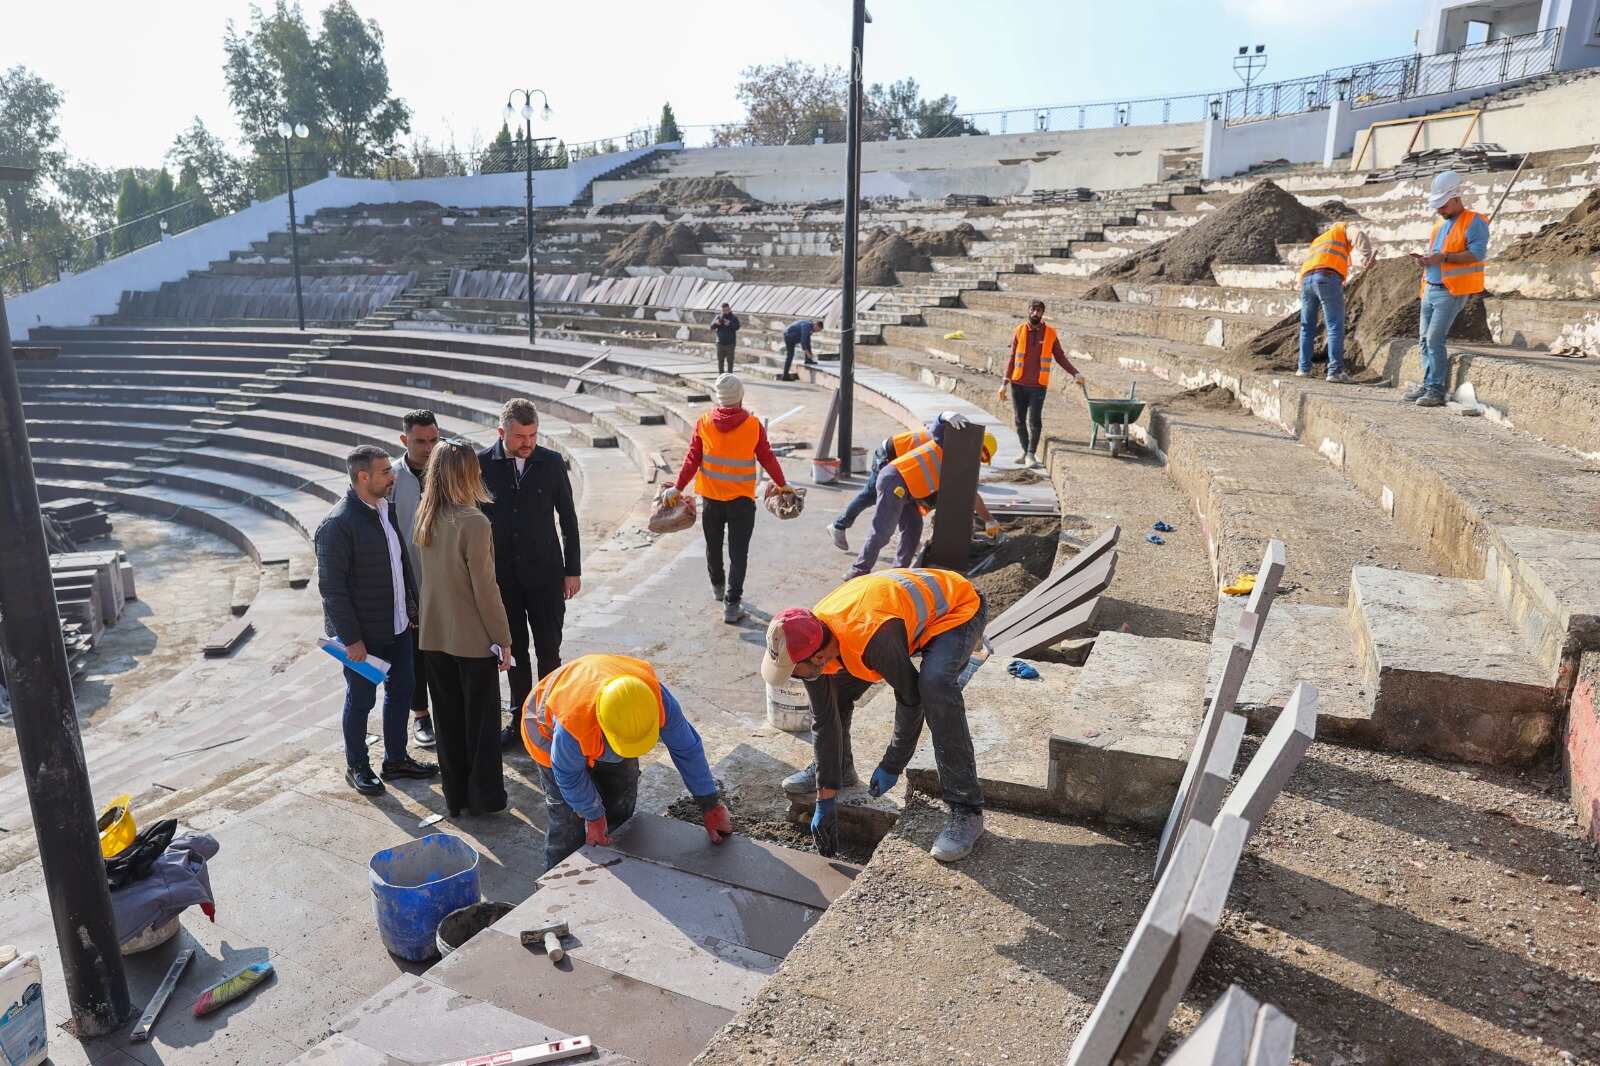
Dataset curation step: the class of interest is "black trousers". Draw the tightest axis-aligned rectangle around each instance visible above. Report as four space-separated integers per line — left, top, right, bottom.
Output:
782 341 813 376
410 630 429 712
425 651 506 815
501 580 565 727
702 496 756 602
716 342 736 373
1010 383 1047 454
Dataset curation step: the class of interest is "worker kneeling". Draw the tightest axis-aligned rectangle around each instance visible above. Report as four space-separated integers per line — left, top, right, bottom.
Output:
522 653 732 870
763 568 988 863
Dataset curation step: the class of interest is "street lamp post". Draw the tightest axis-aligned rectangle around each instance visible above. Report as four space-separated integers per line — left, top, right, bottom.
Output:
277 120 310 331
505 89 552 348
837 0 870 478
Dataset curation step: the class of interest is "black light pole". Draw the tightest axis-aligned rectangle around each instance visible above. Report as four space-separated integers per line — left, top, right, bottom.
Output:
277 120 310 330
0 282 132 1035
506 89 553 347
837 0 870 477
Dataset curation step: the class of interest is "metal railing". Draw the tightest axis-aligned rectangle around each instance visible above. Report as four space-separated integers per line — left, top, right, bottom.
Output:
363 128 659 180
0 198 211 297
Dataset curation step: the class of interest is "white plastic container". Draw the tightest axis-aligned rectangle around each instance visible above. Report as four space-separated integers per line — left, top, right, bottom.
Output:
765 680 812 733
0 946 47 1066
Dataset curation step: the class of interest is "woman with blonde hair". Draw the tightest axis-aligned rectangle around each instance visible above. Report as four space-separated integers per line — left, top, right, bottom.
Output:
414 439 514 816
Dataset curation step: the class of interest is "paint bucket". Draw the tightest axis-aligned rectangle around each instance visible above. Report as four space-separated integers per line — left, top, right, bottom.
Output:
811 458 840 484
0 947 47 1066
435 901 515 958
766 680 812 733
121 917 180 956
368 834 481 962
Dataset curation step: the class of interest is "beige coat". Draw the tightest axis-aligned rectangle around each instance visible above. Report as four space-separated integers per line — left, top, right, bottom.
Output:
415 505 513 658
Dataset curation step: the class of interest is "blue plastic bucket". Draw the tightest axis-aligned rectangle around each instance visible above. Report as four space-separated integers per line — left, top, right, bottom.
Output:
368 834 481 961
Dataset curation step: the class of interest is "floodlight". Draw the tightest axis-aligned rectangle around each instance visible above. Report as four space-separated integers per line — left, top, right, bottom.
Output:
1238 46 1248 55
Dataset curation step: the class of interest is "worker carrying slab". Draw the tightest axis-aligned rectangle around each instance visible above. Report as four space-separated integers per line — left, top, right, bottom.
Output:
837 411 997 580
522 653 732 870
1296 220 1374 383
763 568 988 863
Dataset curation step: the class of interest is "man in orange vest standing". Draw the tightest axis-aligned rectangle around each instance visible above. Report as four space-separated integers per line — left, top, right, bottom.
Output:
662 374 793 624
995 299 1085 468
1297 220 1374 383
762 568 988 862
1407 170 1489 408
522 653 732 870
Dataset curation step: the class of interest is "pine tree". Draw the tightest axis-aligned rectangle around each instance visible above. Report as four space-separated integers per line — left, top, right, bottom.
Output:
657 102 682 144
486 121 514 173
112 171 149 254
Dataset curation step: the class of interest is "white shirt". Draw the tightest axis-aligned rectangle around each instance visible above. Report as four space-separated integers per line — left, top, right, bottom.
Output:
364 496 409 637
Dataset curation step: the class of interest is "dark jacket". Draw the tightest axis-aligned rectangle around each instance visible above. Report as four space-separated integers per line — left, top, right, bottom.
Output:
314 490 418 647
711 311 741 346
477 440 581 590
783 319 815 349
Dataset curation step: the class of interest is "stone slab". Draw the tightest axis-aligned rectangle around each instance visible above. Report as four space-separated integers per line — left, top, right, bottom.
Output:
1162 985 1260 1066
1243 539 1287 632
1246 1003 1298 1066
984 524 1120 638
986 553 1116 645
989 598 1101 660
1486 525 1600 683
1221 683 1318 839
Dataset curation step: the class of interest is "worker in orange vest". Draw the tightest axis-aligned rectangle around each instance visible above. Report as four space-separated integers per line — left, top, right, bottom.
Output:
522 653 732 870
829 418 938 552
846 412 998 580
763 568 988 862
1407 170 1489 407
662 374 793 624
1297 220 1374 383
995 299 1085 468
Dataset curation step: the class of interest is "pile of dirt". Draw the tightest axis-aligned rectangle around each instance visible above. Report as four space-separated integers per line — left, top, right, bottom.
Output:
1228 256 1493 373
625 176 758 208
1317 199 1364 221
968 516 1060 616
1094 180 1328 284
664 792 875 865
1081 281 1121 302
832 224 981 286
601 221 713 272
1500 187 1600 262
1158 382 1240 412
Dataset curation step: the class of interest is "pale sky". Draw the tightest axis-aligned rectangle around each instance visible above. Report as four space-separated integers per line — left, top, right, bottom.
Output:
14 0 1413 169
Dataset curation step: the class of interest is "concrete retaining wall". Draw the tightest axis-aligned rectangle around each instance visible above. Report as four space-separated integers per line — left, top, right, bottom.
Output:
1357 75 1600 167
1571 651 1600 842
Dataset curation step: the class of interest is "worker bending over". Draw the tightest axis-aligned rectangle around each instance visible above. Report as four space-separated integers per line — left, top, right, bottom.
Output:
763 568 988 862
829 418 938 552
522 653 732 870
995 299 1084 468
1297 220 1374 382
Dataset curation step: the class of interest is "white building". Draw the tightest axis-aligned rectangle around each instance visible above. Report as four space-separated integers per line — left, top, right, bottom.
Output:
1418 0 1600 70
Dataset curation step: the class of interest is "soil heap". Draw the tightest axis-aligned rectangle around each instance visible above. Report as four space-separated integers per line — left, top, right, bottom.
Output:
1500 187 1600 261
831 224 981 286
969 516 1060 616
1081 281 1121 302
625 177 757 208
602 221 713 272
1093 180 1327 284
1317 199 1365 221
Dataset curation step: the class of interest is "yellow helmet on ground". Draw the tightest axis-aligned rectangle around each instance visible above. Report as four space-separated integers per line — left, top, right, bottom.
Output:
596 675 661 758
981 431 998 464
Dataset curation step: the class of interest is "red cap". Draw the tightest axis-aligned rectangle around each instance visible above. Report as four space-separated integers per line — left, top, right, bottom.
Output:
763 608 824 684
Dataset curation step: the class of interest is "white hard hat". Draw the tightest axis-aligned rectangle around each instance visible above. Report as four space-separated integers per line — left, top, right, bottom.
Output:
1428 170 1463 210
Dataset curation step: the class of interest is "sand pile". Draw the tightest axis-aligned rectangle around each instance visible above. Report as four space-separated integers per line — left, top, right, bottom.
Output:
1317 200 1364 221
1094 180 1327 284
969 516 1060 616
1081 281 1120 302
832 224 980 286
626 177 757 208
1228 256 1492 372
1501 188 1600 262
602 221 713 272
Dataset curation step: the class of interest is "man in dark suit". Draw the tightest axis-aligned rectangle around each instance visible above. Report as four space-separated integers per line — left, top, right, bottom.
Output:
478 398 582 747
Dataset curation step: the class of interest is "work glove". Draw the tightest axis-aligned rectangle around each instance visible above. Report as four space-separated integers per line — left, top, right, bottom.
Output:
941 411 971 430
584 816 611 847
702 802 734 845
659 487 682 507
810 797 839 857
867 766 899 799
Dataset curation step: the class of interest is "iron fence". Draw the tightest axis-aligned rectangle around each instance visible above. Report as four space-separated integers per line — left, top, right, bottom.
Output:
0 198 212 297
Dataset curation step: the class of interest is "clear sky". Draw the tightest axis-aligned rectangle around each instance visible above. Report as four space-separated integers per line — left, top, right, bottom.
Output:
16 0 1414 169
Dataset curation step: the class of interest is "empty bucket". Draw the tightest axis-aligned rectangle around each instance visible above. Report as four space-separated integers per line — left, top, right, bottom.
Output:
368 834 481 961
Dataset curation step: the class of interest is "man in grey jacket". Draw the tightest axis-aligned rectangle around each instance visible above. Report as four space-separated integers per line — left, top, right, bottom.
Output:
393 410 440 748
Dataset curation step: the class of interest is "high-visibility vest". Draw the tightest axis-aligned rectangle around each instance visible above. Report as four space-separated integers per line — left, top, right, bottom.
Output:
1299 223 1352 280
889 440 942 500
521 654 666 768
694 413 761 501
1420 209 1486 298
813 568 981 682
1011 322 1061 386
888 427 932 458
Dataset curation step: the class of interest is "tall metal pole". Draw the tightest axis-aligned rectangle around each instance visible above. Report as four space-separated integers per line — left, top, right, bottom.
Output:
0 296 132 1036
837 0 868 477
283 134 306 332
525 114 536 346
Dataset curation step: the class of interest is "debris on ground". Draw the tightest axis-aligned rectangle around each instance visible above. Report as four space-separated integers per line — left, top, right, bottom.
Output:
1159 382 1241 412
966 516 1061 616
986 468 1048 484
1093 180 1328 284
602 221 714 271
1500 187 1600 262
1081 281 1121 302
1317 199 1364 221
663 793 875 865
833 224 981 286
624 177 757 208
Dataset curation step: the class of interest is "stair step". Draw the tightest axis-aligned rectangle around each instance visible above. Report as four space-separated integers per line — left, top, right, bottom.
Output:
239 381 282 392
132 453 180 467
191 417 234 430
264 366 306 377
105 474 151 488
163 435 208 448
287 352 326 363
215 399 259 411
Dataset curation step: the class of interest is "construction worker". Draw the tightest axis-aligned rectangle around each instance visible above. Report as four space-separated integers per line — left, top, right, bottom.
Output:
846 412 998 580
762 568 988 862
995 299 1084 468
1297 221 1374 383
662 374 794 624
828 418 938 552
780 318 824 379
1407 169 1489 408
522 653 733 870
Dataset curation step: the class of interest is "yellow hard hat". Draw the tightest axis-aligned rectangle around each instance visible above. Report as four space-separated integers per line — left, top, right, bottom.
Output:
98 794 136 858
981 431 998 464
595 675 660 758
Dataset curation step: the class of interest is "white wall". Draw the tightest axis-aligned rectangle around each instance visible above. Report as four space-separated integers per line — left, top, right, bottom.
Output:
1201 110 1328 179
1353 71 1600 166
1420 0 1600 69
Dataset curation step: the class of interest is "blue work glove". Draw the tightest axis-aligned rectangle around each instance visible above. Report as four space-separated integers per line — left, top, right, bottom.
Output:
810 796 839 857
1007 659 1041 680
867 766 899 798
1146 533 1165 545
1153 521 1175 533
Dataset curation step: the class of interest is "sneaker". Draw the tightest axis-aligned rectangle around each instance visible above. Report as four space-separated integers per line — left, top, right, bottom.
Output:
723 599 747 624
1325 371 1354 384
413 715 436 749
1295 369 1310 378
1026 452 1042 469
346 764 384 795
712 582 725 603
781 759 859 796
930 809 985 862
1415 391 1446 408
381 755 439 780
830 525 850 552
803 358 818 367
1013 453 1029 467
1401 383 1428 402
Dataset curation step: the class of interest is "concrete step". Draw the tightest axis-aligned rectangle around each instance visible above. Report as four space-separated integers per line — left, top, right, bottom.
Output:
264 366 307 377
238 381 283 393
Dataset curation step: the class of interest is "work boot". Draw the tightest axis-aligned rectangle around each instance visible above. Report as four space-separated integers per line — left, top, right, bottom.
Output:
1401 382 1428 402
930 809 985 863
723 598 746 624
712 581 725 603
346 764 384 796
781 756 859 796
1415 391 1446 408
830 524 849 552
413 714 436 749
1325 370 1354 384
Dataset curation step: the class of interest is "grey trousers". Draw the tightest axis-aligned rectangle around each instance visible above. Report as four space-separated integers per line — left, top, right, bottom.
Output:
849 466 923 577
878 601 987 812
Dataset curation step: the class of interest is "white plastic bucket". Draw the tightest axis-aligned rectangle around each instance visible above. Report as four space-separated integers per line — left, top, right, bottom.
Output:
765 680 811 733
0 947 47 1066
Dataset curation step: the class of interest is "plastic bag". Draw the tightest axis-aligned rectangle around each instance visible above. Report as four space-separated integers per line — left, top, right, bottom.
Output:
764 485 806 520
648 491 697 534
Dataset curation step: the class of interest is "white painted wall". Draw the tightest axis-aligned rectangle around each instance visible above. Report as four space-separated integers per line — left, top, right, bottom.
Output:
1420 0 1600 69
1201 110 1328 179
1354 71 1600 166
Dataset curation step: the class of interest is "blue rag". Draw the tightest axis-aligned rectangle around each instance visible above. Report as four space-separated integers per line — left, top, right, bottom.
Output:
1007 659 1041 680
1147 533 1165 545
1153 521 1175 532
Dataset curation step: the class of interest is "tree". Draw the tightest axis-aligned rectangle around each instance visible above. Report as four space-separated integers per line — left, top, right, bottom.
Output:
223 2 321 150
167 118 252 214
484 121 514 173
657 102 682 144
314 0 410 172
713 61 846 147
173 166 216 226
149 169 177 212
111 171 150 254
552 140 569 169
865 77 981 139
0 65 66 250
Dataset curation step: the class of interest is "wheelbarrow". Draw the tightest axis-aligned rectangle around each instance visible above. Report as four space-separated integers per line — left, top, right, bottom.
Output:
1080 381 1145 458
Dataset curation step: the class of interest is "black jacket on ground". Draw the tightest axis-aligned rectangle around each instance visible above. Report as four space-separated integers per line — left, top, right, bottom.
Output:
314 490 417 647
477 440 581 591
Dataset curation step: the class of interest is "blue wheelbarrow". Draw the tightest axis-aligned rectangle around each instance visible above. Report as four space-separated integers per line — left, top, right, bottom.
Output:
1080 381 1145 458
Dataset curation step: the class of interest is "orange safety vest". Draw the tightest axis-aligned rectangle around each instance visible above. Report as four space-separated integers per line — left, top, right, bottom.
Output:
888 427 932 458
694 412 761 501
814 568 981 682
1299 223 1352 280
889 439 942 500
1011 322 1061 386
521 654 666 768
1420 210 1486 298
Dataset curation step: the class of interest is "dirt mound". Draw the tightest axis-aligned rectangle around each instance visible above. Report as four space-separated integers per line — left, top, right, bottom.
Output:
969 516 1060 617
602 221 713 272
1081 281 1120 302
1159 382 1240 412
831 224 980 286
625 177 758 208
1317 199 1364 221
1094 180 1327 285
1228 256 1493 372
1501 188 1600 262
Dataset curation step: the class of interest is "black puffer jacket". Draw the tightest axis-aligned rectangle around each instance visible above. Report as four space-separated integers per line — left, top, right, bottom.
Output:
314 490 417 646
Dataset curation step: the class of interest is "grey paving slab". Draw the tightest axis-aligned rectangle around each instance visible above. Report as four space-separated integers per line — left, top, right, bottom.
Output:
988 598 1100 660
1243 539 1287 634
285 1033 404 1066
1162 985 1260 1066
427 926 732 1066
1246 1003 1298 1066
1220 683 1318 840
984 524 1120 638
1187 712 1247 839
985 553 1116 645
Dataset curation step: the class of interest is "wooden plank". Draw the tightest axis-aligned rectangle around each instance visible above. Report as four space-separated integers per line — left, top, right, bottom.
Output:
925 423 983 571
983 525 1120 637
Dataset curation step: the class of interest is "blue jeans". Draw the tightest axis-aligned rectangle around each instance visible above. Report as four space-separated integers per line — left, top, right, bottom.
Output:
849 466 923 577
834 444 890 531
1419 285 1467 397
1298 271 1346 376
341 628 415 768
